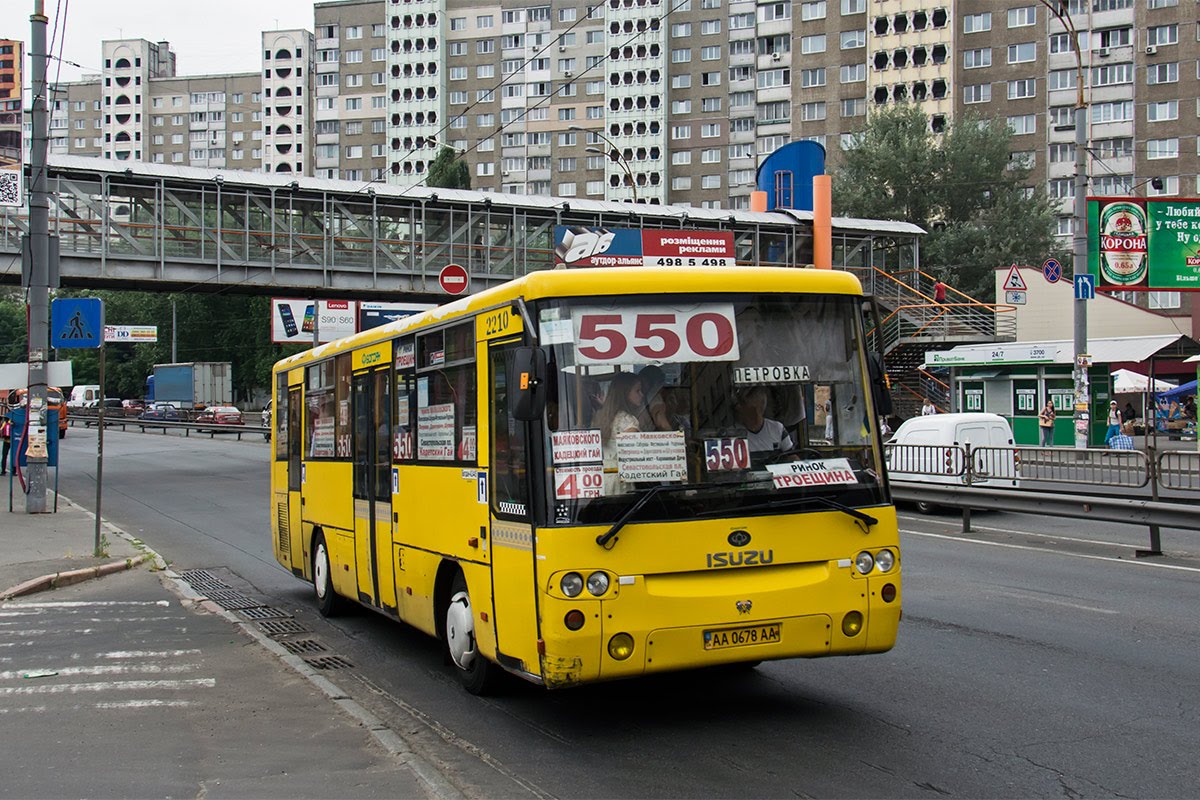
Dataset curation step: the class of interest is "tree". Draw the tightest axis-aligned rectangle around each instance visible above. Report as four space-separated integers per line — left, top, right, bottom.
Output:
427 146 471 190
832 104 1064 300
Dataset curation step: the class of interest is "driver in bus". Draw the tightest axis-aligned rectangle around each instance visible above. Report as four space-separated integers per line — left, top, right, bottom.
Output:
734 386 793 454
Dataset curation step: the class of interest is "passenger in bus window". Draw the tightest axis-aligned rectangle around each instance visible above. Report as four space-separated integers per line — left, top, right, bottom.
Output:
594 372 644 493
636 365 673 432
734 386 793 454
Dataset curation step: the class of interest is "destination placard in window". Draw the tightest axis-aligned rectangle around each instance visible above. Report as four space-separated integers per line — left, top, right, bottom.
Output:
551 429 603 464
616 431 687 482
733 365 810 385
766 458 858 489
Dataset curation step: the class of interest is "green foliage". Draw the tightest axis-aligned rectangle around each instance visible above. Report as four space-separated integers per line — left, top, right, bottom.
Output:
29 289 305 402
0 291 28 363
832 104 1065 300
426 147 472 190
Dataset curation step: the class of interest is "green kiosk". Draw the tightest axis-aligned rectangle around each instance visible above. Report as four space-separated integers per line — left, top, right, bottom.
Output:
924 335 1199 446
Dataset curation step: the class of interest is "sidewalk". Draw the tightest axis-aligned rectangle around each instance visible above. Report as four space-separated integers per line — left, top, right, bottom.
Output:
0 495 452 799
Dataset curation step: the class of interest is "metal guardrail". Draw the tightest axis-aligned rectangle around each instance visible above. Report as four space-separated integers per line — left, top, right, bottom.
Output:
886 442 1198 557
70 411 268 441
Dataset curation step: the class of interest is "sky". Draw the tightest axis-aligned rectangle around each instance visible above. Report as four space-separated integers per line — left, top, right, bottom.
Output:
18 1 313 84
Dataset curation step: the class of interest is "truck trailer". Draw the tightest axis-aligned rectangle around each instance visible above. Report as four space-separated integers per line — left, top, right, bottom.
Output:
151 362 232 409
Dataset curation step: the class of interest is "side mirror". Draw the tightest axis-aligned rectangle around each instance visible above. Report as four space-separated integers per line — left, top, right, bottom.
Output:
512 346 548 422
867 352 894 418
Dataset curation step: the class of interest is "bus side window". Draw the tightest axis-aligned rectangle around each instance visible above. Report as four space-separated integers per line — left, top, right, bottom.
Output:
490 347 529 516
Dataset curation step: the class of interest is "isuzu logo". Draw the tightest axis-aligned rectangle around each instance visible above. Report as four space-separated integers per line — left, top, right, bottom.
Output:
706 550 774 568
727 530 751 547
736 600 753 614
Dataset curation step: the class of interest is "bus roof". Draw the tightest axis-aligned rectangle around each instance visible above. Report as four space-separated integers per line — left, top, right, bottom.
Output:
276 266 863 370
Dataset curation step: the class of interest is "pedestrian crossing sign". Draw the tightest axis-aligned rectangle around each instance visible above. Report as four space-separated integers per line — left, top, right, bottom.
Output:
51 297 104 350
1002 265 1028 292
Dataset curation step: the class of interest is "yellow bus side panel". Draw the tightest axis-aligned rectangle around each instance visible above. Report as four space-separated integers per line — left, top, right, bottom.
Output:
489 520 541 677
302 462 354 535
392 545 441 638
328 529 358 600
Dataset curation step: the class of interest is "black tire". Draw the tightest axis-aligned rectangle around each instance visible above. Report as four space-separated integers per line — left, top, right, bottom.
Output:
915 500 938 515
312 531 342 617
444 571 499 695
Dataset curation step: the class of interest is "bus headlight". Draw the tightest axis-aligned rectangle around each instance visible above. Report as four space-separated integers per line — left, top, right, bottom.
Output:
875 549 895 573
854 551 874 574
560 572 584 597
586 571 610 596
842 611 864 636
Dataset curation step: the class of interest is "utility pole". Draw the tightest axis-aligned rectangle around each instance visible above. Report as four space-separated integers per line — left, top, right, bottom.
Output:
1041 0 1090 450
171 299 177 362
25 0 50 512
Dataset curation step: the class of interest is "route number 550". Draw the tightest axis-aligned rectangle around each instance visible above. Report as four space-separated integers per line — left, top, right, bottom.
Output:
571 304 740 365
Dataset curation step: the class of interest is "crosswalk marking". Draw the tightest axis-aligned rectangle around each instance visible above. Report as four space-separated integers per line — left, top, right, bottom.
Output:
0 678 217 696
0 663 201 681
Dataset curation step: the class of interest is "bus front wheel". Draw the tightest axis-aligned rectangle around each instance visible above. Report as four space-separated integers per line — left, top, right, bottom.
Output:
312 532 341 617
445 571 498 695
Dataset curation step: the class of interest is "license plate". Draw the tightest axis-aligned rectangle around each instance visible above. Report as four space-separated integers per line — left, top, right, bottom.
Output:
703 623 781 650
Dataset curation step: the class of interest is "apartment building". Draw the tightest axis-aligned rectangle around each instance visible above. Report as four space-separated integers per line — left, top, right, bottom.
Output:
0 39 21 101
24 0 1200 218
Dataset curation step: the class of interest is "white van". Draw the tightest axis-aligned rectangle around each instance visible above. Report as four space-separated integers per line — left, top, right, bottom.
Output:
885 412 1019 512
68 384 101 409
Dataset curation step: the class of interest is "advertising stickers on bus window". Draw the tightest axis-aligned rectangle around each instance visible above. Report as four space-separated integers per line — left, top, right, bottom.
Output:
570 303 740 366
552 430 605 500
616 431 688 482
459 425 477 461
766 458 859 490
417 403 456 460
395 342 415 369
311 419 336 458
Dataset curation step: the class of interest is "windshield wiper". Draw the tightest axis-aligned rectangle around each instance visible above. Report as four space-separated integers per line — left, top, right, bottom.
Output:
768 494 877 530
596 483 695 549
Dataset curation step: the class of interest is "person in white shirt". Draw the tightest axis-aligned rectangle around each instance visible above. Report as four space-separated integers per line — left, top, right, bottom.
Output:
734 387 794 453
921 398 937 416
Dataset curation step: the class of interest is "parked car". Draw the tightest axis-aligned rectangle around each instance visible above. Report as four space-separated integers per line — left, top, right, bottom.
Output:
122 399 145 413
195 405 244 426
139 403 181 422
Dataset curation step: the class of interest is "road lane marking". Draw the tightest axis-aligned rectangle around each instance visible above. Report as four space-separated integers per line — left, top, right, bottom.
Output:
0 663 200 681
0 601 171 609
0 678 216 696
899 514 1151 550
986 588 1118 615
100 649 201 659
901 528 1200 574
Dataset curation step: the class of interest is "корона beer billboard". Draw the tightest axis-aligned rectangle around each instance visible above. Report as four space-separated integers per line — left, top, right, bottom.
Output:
1087 197 1200 291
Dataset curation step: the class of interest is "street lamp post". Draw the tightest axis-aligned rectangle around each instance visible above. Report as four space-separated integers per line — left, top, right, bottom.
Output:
1041 0 1090 449
570 125 638 203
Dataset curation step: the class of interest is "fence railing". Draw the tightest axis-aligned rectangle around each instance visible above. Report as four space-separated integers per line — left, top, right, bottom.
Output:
69 410 268 441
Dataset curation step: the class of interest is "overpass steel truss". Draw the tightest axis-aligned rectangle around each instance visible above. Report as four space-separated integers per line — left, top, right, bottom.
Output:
0 156 923 299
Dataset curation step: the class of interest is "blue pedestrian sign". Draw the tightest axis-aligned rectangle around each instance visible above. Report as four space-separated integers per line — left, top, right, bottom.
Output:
1074 274 1096 301
51 297 104 349
1042 258 1062 284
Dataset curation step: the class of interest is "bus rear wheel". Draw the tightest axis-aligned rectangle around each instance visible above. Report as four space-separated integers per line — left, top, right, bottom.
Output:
445 571 499 695
312 532 341 617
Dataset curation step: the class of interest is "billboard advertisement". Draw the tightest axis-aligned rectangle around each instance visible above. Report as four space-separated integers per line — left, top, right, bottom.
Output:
554 226 735 268
271 299 357 344
1087 197 1200 291
358 301 435 331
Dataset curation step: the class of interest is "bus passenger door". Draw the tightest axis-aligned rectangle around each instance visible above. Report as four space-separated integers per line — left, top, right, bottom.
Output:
281 384 303 573
487 343 542 676
352 367 393 610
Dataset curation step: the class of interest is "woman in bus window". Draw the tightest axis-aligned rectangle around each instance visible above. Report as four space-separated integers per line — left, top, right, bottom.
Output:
593 372 644 494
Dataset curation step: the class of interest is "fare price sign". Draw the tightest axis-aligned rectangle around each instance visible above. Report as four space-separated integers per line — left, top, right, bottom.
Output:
570 303 740 365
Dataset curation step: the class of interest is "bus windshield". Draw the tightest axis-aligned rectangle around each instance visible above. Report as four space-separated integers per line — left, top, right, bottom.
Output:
536 292 886 526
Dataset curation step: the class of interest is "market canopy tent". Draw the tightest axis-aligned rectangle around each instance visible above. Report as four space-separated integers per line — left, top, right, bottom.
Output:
1156 379 1197 402
1111 369 1174 393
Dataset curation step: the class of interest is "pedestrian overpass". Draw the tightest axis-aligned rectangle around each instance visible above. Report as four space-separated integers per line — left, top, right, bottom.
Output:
0 155 926 301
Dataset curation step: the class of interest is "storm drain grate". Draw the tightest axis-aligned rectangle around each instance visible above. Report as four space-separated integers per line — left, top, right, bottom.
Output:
178 570 229 593
257 618 307 636
208 594 264 611
281 638 328 655
204 589 248 601
236 606 292 621
178 569 220 584
303 655 354 670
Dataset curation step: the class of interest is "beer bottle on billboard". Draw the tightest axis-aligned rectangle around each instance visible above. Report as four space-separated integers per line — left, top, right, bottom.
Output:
1098 201 1148 286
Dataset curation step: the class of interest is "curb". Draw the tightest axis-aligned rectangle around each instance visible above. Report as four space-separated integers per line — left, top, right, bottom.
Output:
0 553 155 600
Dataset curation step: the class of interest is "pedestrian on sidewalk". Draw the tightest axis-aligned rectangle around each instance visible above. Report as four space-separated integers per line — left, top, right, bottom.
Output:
1038 399 1056 447
0 407 11 475
1105 401 1122 444
921 398 937 416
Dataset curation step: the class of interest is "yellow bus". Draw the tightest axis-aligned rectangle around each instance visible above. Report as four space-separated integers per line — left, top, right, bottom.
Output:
270 267 900 693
